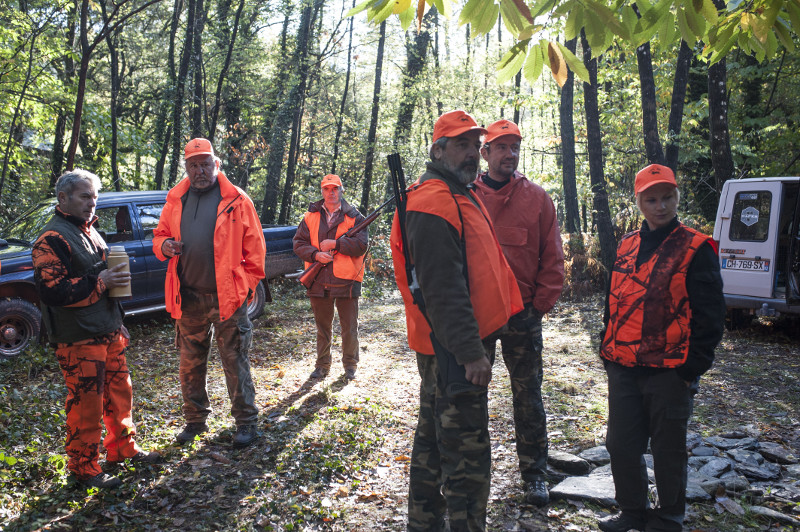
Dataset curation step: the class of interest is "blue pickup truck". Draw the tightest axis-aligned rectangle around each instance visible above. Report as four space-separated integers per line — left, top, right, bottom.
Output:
0 190 301 358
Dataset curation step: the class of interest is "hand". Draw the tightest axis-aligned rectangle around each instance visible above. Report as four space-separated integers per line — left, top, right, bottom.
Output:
316 251 334 264
99 262 131 290
162 239 183 257
319 239 337 252
464 356 492 387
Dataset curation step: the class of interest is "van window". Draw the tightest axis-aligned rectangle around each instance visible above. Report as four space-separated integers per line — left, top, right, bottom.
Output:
137 203 165 240
729 191 771 242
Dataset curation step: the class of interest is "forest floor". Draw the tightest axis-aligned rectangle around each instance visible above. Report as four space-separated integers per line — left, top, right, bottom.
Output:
1 280 799 531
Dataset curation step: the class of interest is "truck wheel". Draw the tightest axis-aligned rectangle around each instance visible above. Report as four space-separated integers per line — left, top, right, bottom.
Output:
0 299 41 358
725 309 753 331
247 282 266 321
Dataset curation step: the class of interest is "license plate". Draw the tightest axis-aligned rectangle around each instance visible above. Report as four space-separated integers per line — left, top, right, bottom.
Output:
721 258 770 271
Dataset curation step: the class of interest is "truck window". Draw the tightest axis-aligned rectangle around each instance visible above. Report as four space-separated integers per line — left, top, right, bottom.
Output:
138 203 165 240
96 206 133 243
729 191 771 242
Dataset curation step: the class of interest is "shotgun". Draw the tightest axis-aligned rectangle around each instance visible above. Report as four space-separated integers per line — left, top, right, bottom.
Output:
387 152 482 396
298 195 395 289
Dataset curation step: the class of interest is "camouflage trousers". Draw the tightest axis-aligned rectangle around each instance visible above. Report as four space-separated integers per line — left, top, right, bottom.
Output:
483 303 547 482
56 333 141 478
176 289 258 426
408 352 491 532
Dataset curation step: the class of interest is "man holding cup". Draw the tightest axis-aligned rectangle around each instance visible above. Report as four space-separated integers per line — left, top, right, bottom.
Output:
154 138 266 448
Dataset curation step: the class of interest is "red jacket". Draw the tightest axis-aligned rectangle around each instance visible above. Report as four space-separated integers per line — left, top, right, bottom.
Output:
473 171 564 313
153 171 266 320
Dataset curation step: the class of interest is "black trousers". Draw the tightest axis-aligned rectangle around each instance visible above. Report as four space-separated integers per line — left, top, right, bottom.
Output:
604 361 698 532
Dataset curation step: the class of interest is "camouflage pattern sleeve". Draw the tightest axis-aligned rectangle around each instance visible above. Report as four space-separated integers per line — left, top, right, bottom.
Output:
32 230 105 308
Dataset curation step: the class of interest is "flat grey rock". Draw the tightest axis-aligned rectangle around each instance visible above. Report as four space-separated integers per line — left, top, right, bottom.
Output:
578 445 611 465
550 474 617 507
548 450 593 475
686 479 713 501
758 441 799 465
686 432 702 450
726 448 763 466
688 456 713 469
699 457 732 478
719 472 750 492
705 436 758 450
785 464 800 479
735 461 781 481
769 483 800 502
691 446 717 457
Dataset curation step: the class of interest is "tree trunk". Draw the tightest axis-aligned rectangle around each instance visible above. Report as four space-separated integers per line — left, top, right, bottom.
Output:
190 0 207 138
64 0 92 171
393 8 436 148
49 2 77 185
636 40 664 164
101 0 122 191
581 29 617 273
261 0 323 223
359 21 386 214
154 0 183 189
209 0 246 142
665 40 693 171
331 0 355 175
168 0 196 186
559 37 580 234
708 0 734 190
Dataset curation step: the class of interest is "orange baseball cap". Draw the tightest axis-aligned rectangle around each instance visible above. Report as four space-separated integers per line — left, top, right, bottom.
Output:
321 174 343 188
634 164 677 194
432 110 487 143
184 138 215 159
484 119 522 143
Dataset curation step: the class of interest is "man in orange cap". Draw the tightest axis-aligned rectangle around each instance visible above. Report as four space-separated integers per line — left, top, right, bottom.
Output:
597 163 724 532
293 174 367 380
391 110 523 530
473 119 564 506
154 138 266 448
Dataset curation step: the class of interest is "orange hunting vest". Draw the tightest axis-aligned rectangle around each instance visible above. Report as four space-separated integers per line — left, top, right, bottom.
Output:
390 179 523 355
303 210 365 282
600 224 713 368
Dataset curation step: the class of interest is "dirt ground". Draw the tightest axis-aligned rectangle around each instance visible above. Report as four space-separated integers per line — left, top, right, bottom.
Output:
2 283 799 531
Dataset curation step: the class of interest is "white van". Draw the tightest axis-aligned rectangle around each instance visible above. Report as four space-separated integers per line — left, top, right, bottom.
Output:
713 177 800 328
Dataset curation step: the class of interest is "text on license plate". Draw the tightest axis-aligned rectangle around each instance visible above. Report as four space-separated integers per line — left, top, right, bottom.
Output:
721 258 770 271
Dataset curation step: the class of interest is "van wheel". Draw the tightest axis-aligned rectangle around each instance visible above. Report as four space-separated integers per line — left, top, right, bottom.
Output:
247 282 266 321
725 309 753 331
0 299 41 358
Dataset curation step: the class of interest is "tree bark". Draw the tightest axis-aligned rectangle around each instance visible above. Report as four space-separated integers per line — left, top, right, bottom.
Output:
559 37 580 234
154 0 182 190
581 29 617 273
190 0 207 138
665 40 693 171
360 21 386 214
168 0 196 186
101 0 122 191
331 0 355 175
636 40 664 164
708 0 735 190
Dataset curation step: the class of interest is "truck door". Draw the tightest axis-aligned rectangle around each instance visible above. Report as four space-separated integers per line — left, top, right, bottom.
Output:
95 204 147 304
786 182 800 304
716 181 781 298
134 201 168 303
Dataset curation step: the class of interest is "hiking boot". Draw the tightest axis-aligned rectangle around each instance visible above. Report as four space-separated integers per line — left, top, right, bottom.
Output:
344 369 356 380
109 450 163 464
176 422 209 444
597 511 647 532
79 472 122 489
310 367 329 379
233 424 260 449
524 478 549 506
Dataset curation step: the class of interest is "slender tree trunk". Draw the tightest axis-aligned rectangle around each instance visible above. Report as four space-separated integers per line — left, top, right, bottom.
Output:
64 0 92 170
708 0 734 190
331 0 355 175
581 29 617 273
190 0 206 137
636 40 664 164
50 3 77 185
560 37 580 234
261 0 323 223
360 21 386 214
665 40 693 171
393 8 436 148
101 0 122 191
169 0 196 186
209 0 246 141
154 0 183 189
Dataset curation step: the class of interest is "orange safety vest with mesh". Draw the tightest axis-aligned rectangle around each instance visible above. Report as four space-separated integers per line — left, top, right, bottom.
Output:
390 179 523 355
303 210 365 282
600 224 714 368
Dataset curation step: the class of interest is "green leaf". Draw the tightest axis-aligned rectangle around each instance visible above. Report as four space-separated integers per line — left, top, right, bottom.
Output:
773 19 795 51
708 31 737 64
658 11 676 53
523 42 544 83
459 0 485 26
584 0 629 40
553 0 575 17
530 0 557 18
764 25 778 58
700 0 719 25
346 0 374 18
557 41 590 83
683 2 706 38
677 7 694 44
470 1 500 36
585 9 607 52
565 4 584 41
497 41 529 84
787 1 800 34
398 4 416 29
501 0 527 37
